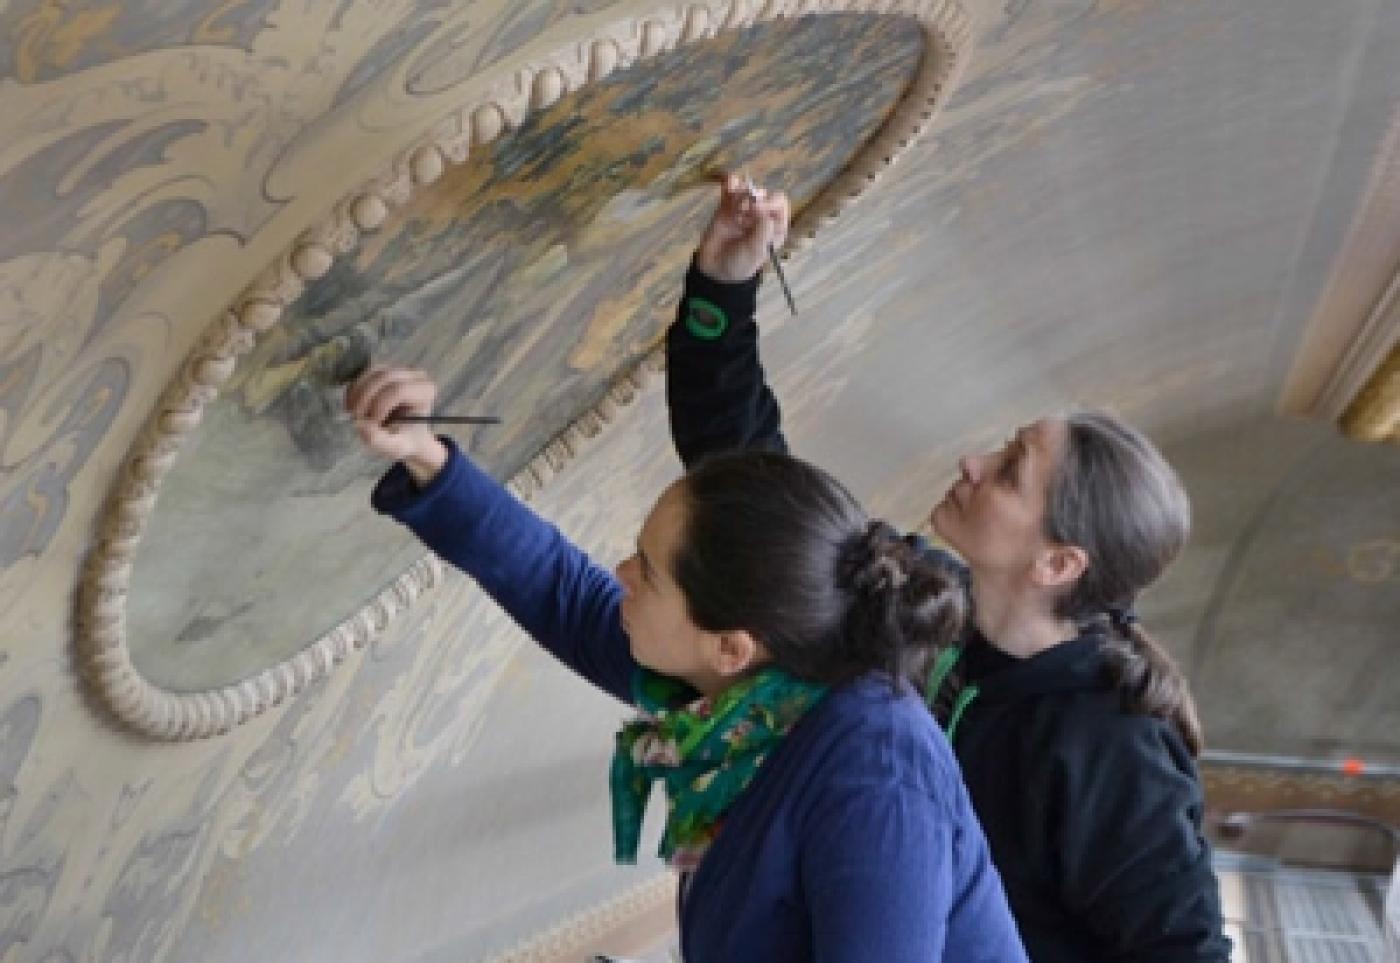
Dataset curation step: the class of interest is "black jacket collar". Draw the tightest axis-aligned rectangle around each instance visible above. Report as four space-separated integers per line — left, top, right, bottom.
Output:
963 628 1111 703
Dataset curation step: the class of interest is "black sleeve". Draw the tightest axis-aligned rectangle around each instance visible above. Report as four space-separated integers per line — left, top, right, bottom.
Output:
1058 715 1232 962
665 262 787 469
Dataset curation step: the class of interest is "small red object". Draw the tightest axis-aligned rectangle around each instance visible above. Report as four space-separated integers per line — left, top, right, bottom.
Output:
1341 757 1365 776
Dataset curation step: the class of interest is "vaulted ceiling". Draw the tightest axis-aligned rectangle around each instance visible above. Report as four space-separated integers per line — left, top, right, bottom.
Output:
1 0 1396 957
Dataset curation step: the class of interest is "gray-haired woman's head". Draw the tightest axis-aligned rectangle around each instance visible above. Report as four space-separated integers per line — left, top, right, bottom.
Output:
929 411 1202 754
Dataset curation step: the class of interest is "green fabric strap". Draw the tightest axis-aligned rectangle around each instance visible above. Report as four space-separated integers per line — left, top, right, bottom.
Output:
610 665 827 870
946 683 980 742
924 645 964 712
925 645 980 742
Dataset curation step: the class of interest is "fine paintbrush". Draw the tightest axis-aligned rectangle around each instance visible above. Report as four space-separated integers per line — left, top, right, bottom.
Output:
386 413 501 426
743 170 798 317
332 360 500 427
330 356 499 426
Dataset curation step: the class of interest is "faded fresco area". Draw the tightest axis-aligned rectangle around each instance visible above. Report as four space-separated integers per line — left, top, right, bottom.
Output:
124 13 923 692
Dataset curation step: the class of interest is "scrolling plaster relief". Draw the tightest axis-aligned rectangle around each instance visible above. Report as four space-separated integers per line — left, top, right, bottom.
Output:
77 0 977 739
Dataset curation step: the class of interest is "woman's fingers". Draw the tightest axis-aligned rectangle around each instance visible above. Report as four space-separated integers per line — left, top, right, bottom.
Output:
736 180 789 247
345 366 435 426
744 191 787 255
696 173 791 281
367 370 434 427
719 179 756 236
344 366 440 462
347 365 413 421
344 363 387 416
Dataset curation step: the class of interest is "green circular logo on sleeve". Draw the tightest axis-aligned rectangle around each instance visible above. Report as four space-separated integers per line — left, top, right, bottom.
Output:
684 296 729 340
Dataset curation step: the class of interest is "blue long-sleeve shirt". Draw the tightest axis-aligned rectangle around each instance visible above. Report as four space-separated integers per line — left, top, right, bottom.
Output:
373 440 1027 963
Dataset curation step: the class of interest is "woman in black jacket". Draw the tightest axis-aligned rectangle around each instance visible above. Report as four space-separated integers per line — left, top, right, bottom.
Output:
664 175 1230 962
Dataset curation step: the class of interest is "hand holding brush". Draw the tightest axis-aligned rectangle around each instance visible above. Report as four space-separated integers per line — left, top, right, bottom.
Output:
344 365 488 486
697 171 795 313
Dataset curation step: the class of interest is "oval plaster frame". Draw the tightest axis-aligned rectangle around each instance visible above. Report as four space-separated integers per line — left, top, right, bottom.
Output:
78 0 976 740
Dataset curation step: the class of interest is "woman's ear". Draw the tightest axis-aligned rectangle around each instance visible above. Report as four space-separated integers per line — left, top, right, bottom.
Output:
708 629 768 678
1032 543 1089 591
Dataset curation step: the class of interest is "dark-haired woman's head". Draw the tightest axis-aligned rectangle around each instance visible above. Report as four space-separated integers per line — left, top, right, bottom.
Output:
615 451 965 696
929 412 1202 753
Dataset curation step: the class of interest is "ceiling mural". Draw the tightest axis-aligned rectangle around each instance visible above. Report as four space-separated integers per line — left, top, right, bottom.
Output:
125 13 927 695
78 1 972 738
3 0 1398 957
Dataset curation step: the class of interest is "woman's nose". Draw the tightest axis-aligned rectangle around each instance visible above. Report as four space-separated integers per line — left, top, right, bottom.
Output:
959 454 980 485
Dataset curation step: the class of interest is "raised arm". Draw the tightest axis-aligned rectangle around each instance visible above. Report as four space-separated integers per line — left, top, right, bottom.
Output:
667 173 791 469
350 366 639 704
667 266 787 468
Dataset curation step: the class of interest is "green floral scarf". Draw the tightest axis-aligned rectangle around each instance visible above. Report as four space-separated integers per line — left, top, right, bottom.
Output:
610 666 828 871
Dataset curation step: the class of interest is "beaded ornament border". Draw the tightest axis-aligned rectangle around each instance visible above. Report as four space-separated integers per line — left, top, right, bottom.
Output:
78 0 976 739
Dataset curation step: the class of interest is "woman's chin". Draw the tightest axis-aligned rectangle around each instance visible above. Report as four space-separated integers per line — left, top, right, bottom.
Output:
626 638 661 674
930 510 970 559
929 502 954 539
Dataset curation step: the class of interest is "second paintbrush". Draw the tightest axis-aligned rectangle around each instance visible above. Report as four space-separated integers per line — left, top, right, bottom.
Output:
742 171 797 317
387 413 501 426
767 244 797 317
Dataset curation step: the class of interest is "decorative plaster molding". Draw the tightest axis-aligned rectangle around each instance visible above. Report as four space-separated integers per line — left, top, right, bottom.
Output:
78 0 978 739
1202 763 1400 826
1281 106 1400 424
482 874 677 963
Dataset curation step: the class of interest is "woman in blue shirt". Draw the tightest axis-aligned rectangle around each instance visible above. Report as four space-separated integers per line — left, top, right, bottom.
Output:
347 368 1027 962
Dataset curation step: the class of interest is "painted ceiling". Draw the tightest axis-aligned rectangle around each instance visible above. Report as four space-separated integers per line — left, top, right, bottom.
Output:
0 0 1396 958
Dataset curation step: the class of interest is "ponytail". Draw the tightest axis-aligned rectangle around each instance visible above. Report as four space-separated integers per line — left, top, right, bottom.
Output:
1046 413 1205 756
1097 614 1204 756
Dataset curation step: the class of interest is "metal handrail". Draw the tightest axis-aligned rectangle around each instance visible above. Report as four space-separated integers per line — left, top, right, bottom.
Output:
1212 806 1400 866
1202 749 1400 779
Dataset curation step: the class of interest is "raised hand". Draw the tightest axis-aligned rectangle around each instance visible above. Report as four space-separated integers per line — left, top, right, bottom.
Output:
345 365 448 485
695 172 791 284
